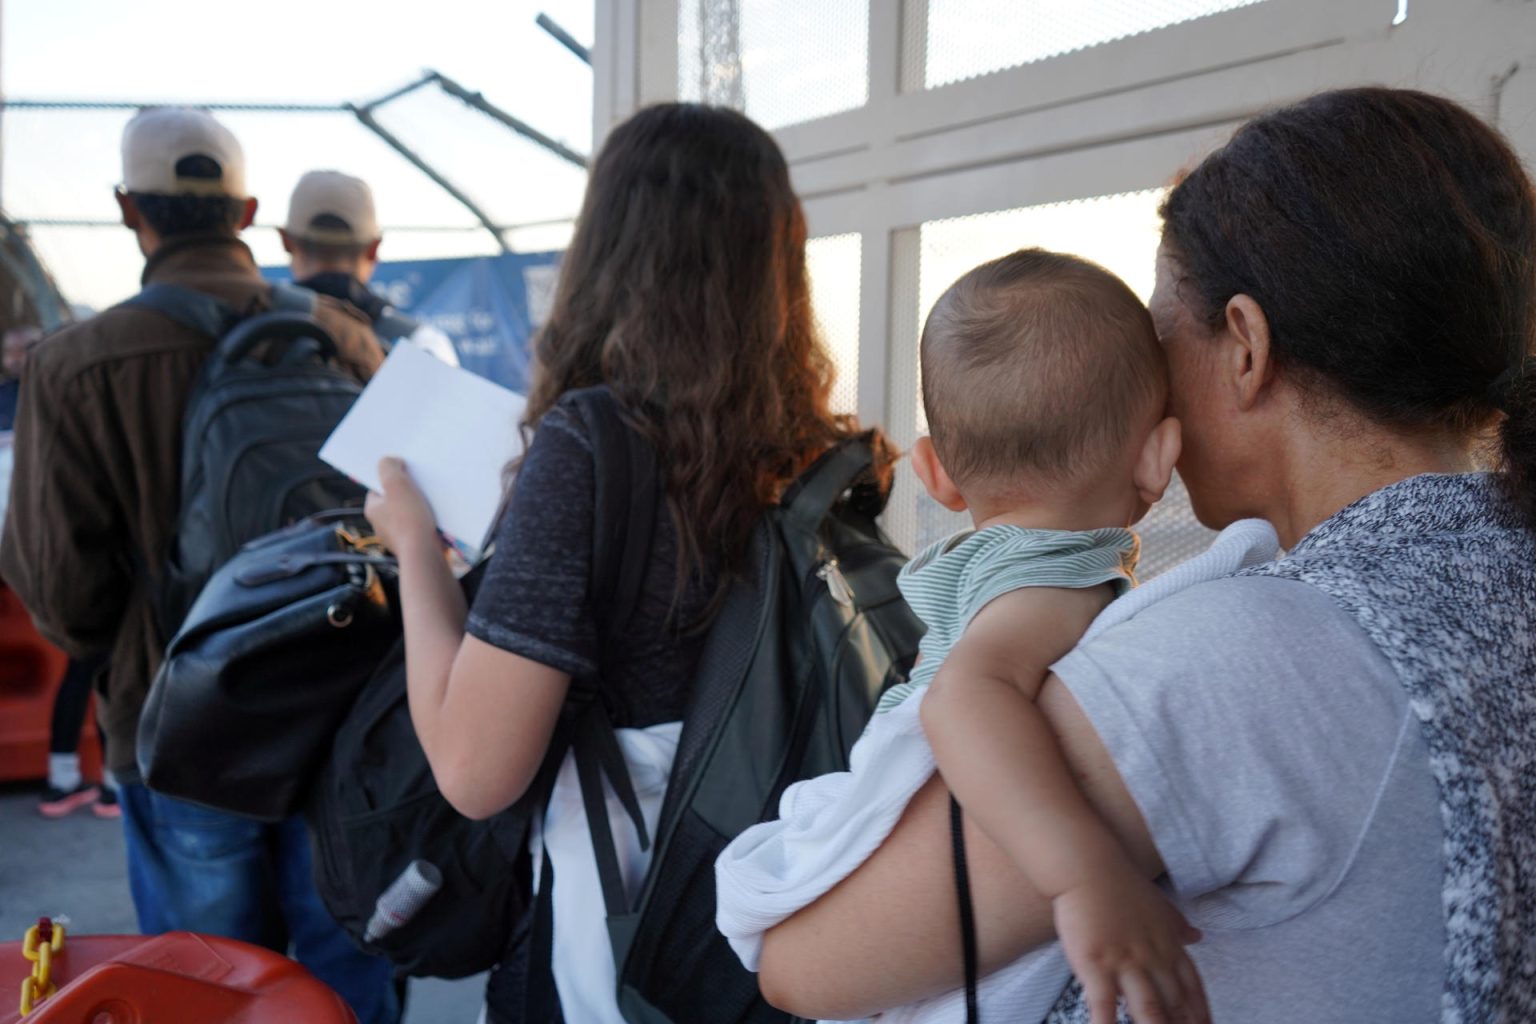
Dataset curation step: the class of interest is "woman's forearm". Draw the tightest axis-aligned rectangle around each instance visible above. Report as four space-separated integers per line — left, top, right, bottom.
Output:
758 774 1056 1020
394 533 469 764
758 675 1165 1019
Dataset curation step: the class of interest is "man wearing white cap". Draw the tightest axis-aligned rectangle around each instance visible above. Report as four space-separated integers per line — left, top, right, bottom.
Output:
281 169 459 364
0 107 399 1024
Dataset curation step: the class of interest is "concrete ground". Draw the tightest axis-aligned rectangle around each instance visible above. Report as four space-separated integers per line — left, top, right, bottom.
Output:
0 781 486 1023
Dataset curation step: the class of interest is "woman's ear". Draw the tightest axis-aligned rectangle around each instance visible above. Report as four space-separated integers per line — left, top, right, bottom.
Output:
1133 416 1182 508
910 437 968 512
1224 294 1274 411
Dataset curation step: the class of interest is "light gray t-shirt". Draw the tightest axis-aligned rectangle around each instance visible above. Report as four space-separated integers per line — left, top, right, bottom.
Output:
1051 574 1444 1023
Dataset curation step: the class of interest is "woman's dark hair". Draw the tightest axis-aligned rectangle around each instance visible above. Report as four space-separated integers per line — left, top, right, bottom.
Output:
1161 87 1536 523
523 103 893 609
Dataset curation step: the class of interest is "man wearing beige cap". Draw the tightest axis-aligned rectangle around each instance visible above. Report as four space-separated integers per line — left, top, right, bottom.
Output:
0 107 398 1024
282 169 459 364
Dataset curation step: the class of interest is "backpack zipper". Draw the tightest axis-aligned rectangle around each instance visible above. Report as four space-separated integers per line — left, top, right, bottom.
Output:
816 559 855 608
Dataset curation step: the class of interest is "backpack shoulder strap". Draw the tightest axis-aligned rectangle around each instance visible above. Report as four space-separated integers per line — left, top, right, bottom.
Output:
373 307 421 343
125 281 319 339
781 438 875 534
269 281 320 315
575 387 658 637
522 387 660 1016
125 283 239 339
565 385 659 860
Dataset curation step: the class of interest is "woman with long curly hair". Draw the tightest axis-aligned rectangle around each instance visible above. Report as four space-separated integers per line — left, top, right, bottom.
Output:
364 102 893 1022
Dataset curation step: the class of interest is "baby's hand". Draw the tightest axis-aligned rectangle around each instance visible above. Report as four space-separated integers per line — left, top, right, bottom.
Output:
1053 871 1209 1024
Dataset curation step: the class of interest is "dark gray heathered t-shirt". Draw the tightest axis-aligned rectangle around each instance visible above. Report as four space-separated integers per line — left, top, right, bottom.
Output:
465 403 713 729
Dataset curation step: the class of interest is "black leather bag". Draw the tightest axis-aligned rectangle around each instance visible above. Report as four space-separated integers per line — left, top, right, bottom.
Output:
137 509 400 821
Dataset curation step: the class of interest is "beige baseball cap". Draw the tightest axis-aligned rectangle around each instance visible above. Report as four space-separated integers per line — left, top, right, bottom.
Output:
284 170 380 246
121 107 247 198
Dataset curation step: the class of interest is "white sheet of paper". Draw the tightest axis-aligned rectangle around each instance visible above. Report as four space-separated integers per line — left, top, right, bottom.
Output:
320 341 526 554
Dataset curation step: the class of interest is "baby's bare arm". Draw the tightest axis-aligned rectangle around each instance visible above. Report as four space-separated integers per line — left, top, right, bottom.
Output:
922 586 1208 1024
920 585 1118 892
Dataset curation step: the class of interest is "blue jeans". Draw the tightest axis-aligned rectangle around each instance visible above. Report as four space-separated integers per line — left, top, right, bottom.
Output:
120 783 399 1024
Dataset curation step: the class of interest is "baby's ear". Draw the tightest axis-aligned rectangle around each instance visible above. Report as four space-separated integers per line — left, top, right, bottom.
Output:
1133 416 1182 507
910 436 968 512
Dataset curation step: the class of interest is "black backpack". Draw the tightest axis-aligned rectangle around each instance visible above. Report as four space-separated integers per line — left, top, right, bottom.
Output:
305 389 639 981
306 388 922 1014
127 283 369 633
305 559 537 980
554 400 922 1023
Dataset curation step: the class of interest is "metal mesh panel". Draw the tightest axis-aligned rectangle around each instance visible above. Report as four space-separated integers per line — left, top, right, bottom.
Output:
677 0 870 130
370 88 588 236
904 0 1270 91
806 233 862 415
1 97 571 313
2 0 594 313
914 189 1164 432
894 190 1217 577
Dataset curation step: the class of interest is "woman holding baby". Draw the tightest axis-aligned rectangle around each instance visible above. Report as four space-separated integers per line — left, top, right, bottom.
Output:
753 86 1536 1023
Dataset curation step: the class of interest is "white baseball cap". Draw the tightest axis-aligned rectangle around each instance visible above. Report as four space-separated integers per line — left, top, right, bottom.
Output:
284 170 380 246
121 107 247 198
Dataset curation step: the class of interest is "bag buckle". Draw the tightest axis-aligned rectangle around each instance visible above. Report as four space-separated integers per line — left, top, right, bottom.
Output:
337 525 387 555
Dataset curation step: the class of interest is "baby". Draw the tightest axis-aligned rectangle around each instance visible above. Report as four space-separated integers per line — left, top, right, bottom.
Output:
910 249 1201 1023
716 249 1268 1023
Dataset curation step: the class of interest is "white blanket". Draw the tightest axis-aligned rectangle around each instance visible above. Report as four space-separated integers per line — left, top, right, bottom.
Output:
714 519 1280 1023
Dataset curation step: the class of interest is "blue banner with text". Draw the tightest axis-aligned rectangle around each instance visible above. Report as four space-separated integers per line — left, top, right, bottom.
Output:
263 250 560 393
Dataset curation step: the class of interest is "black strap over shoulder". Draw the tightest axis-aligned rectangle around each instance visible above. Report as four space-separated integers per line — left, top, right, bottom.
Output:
127 283 239 339
127 280 331 367
127 280 319 340
568 385 660 888
952 796 981 1024
781 438 878 534
576 387 659 643
523 385 661 1018
269 281 320 315
374 307 422 344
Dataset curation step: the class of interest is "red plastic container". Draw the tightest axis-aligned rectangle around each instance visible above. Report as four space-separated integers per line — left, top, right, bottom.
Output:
0 929 356 1023
0 585 102 785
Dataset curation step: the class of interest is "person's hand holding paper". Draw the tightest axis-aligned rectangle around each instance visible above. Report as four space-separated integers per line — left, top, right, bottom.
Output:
320 341 527 558
363 456 441 560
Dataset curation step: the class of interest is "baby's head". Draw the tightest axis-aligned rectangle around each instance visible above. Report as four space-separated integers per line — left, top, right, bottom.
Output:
914 248 1180 527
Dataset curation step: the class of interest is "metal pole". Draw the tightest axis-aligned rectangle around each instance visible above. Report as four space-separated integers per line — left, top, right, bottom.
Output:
537 13 592 65
1 0 7 213
347 103 509 253
357 72 442 114
699 0 744 108
0 99 346 112
431 72 589 169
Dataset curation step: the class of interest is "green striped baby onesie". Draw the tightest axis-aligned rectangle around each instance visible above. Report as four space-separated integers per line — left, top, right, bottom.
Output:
877 525 1139 713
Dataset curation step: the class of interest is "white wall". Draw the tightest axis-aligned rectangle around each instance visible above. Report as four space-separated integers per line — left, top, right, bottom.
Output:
591 0 1536 557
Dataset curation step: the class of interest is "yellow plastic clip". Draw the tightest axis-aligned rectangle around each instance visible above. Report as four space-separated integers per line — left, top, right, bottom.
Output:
18 974 53 1017
32 943 53 996
21 922 64 960
19 920 64 1016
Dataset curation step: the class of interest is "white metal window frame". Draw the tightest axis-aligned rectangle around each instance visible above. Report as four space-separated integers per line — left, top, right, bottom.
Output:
592 0 1536 545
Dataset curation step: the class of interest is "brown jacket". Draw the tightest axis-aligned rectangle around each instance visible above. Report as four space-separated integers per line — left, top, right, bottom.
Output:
0 234 383 778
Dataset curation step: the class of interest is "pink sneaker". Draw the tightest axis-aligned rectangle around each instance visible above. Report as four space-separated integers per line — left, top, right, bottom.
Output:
93 787 122 819
38 782 100 818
